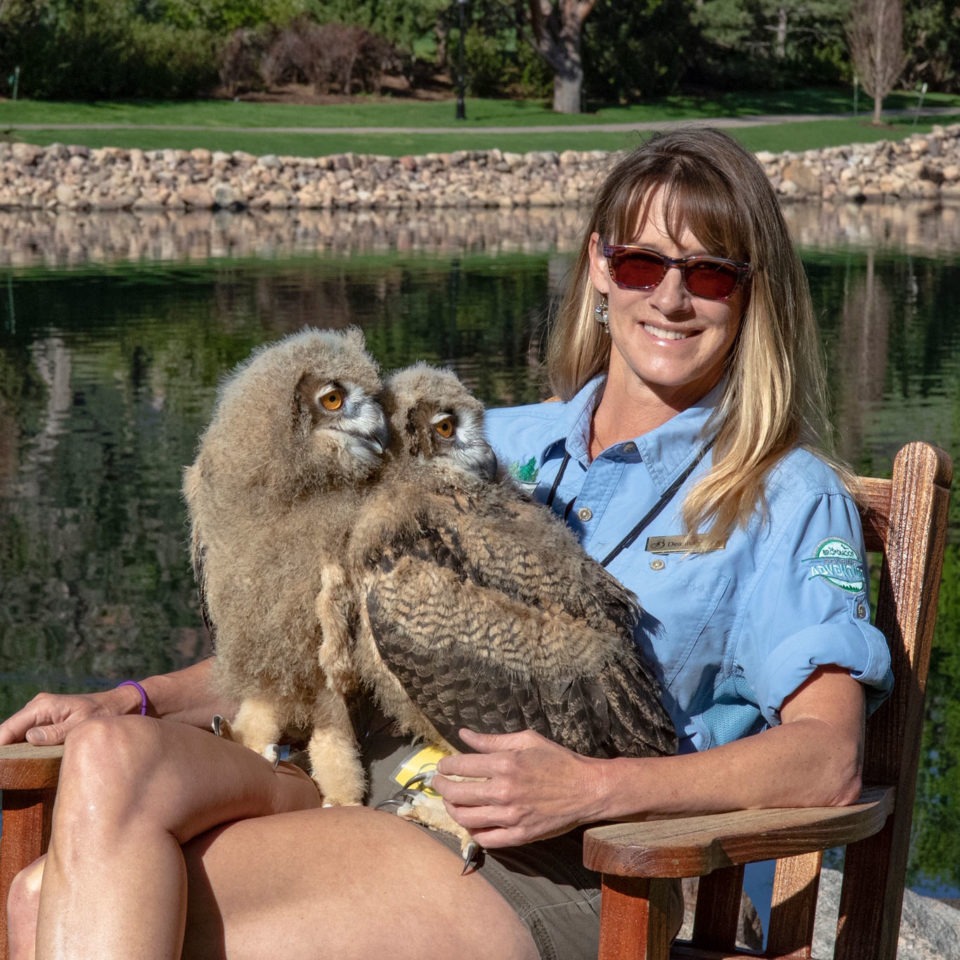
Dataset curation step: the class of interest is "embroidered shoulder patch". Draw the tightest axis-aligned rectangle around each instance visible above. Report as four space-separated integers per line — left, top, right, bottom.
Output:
802 538 866 594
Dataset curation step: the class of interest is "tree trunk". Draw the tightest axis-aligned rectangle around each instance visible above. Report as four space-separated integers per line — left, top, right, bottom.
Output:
847 0 906 126
774 6 787 60
553 68 581 113
528 0 597 114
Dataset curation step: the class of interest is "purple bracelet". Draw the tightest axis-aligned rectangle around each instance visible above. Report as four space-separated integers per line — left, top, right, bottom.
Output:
116 680 148 716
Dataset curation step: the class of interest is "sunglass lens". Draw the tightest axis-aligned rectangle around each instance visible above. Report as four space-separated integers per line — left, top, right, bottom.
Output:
684 261 740 300
611 251 665 289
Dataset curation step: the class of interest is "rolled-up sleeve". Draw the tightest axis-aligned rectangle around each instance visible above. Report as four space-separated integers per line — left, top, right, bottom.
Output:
738 488 893 727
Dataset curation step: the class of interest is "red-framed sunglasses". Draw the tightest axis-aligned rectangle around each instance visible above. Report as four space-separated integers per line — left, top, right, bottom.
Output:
601 241 750 302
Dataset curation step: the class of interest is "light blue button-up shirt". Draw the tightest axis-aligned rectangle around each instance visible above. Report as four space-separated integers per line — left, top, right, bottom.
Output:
485 376 893 755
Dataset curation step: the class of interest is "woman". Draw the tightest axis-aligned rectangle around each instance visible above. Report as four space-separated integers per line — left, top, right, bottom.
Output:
0 128 891 960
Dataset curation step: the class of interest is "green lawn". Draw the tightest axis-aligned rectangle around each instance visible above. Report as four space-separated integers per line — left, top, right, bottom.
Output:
1 87 957 156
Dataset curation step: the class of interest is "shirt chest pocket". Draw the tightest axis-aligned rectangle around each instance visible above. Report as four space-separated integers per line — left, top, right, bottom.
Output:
643 564 732 695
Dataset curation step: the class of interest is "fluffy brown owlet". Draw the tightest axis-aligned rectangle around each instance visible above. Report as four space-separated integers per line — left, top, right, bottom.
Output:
183 326 388 805
317 363 677 862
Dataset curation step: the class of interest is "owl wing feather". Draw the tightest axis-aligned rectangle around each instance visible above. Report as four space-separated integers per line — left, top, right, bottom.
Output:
362 507 676 759
440 485 641 631
189 513 218 646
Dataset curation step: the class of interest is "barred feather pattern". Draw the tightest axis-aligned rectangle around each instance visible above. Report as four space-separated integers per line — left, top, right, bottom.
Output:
351 478 677 761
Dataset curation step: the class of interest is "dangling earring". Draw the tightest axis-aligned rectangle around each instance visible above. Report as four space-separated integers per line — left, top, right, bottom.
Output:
594 293 609 332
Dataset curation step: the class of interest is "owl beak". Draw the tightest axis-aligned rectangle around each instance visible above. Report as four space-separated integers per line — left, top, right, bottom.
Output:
456 436 498 482
346 404 390 458
370 413 390 455
475 443 499 482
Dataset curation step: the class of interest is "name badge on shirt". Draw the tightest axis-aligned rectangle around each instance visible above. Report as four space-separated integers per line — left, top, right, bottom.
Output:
645 534 722 554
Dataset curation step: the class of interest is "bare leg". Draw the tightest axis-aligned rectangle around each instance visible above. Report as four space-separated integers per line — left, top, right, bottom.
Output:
181 806 539 960
34 716 321 960
8 857 43 960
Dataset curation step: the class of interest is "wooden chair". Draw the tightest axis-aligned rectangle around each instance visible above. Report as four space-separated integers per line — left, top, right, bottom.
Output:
0 441 952 960
584 440 953 960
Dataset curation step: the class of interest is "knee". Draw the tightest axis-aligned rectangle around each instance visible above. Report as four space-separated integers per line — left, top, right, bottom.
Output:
55 717 158 827
7 858 43 960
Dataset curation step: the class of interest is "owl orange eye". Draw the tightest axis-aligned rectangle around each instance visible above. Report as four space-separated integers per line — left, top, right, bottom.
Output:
433 416 456 440
318 386 344 411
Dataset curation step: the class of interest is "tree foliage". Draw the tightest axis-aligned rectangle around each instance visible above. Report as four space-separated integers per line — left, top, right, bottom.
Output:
0 0 220 98
4 0 960 106
691 0 850 88
903 0 960 92
453 0 550 99
140 0 307 32
305 0 449 59
583 0 696 102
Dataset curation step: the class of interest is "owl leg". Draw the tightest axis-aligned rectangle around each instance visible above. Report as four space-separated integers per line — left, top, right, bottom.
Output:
224 697 284 766
306 688 365 807
316 563 356 693
394 771 482 874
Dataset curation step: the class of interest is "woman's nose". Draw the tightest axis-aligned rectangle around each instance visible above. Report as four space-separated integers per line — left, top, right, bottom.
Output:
647 264 690 314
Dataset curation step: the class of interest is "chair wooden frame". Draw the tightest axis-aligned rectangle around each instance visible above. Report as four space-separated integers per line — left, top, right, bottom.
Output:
584 441 953 960
0 442 952 960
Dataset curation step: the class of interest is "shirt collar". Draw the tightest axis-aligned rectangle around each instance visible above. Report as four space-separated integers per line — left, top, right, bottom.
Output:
635 383 721 493
545 375 721 493
553 377 605 462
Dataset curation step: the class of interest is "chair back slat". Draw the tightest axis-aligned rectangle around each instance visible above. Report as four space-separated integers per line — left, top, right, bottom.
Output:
833 442 953 960
862 443 952 785
766 850 823 956
691 866 744 951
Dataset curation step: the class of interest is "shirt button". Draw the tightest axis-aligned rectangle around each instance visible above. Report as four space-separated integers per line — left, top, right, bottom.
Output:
650 559 666 571
856 603 867 619
577 507 593 522
622 442 637 454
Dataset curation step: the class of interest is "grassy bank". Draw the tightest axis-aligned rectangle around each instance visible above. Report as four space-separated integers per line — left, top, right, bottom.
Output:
2 87 959 156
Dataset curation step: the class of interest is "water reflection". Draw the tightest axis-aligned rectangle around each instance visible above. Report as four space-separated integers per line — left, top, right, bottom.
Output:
833 251 891 464
0 207 590 270
5 201 960 270
0 206 958 897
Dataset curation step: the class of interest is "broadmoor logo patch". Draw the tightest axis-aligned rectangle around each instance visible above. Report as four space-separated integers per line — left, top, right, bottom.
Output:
802 538 866 594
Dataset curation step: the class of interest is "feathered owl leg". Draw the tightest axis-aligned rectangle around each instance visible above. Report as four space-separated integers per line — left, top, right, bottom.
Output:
394 771 481 873
316 563 355 692
220 696 284 766
307 688 365 806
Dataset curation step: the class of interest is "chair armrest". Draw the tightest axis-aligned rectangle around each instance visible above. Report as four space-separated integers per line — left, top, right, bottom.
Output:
0 743 64 790
583 784 894 878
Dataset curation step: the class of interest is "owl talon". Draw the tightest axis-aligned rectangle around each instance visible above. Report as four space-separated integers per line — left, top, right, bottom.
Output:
212 715 232 739
461 841 482 875
401 769 436 791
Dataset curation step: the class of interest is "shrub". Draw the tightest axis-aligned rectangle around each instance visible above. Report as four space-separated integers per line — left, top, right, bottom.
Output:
259 18 401 95
0 0 219 99
219 28 272 96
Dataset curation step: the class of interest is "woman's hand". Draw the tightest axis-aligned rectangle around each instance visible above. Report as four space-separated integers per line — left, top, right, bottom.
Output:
0 661 230 745
433 727 609 848
0 687 141 746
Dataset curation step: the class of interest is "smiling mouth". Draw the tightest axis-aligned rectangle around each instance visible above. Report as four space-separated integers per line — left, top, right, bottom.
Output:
643 323 691 341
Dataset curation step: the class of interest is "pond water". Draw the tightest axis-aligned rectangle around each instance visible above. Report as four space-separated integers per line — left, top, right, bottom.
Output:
0 203 958 900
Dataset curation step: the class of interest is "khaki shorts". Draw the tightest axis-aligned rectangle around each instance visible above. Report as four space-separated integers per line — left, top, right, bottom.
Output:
355 706 605 960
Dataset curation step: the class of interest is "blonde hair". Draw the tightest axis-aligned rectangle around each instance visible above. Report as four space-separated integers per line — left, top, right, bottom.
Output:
547 128 843 549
